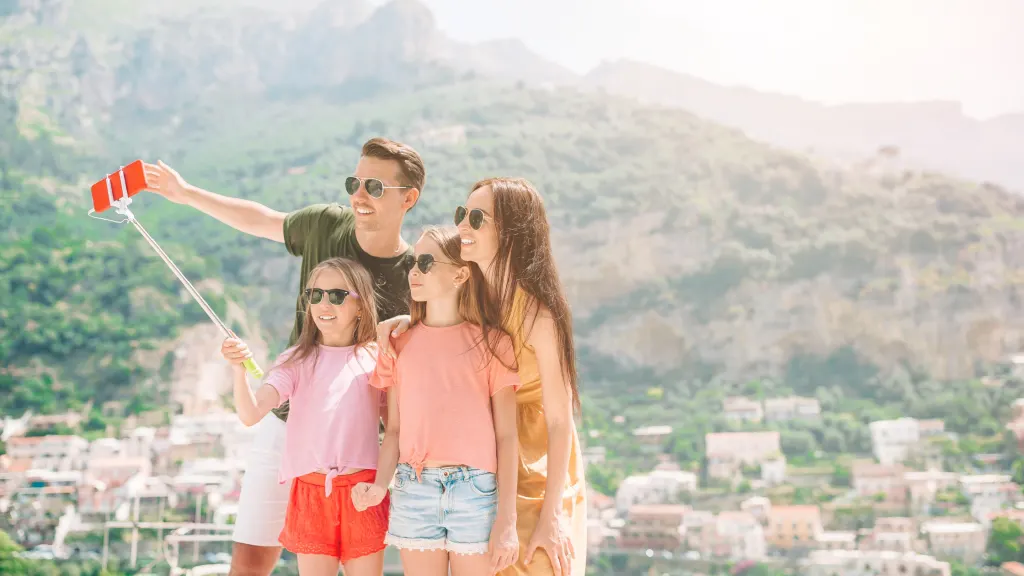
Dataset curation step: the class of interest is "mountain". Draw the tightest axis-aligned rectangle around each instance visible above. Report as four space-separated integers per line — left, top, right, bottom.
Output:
582 60 1024 192
3 0 1024 424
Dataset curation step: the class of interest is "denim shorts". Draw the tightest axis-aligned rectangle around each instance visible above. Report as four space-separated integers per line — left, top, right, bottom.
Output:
385 463 497 555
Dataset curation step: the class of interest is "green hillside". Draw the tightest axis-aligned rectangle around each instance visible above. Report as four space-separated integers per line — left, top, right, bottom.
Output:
2 0 1024 469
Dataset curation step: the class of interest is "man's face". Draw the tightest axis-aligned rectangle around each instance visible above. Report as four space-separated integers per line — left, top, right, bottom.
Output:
348 156 417 231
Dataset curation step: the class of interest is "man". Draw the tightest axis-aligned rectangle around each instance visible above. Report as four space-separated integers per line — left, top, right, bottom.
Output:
143 137 423 576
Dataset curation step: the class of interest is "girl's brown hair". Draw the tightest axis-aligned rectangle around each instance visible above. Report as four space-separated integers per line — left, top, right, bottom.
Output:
410 226 509 368
277 257 378 371
410 226 487 327
470 177 579 412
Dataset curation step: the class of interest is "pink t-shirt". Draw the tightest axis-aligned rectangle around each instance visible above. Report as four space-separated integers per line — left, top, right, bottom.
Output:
371 322 519 475
265 344 382 484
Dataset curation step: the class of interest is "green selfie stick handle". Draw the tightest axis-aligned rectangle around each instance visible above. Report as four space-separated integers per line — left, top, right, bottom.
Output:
243 358 265 379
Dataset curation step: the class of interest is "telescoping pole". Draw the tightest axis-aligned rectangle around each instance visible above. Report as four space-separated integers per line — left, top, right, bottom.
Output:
126 214 265 379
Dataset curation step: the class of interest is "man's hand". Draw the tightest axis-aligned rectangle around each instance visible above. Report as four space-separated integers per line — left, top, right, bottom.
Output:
351 482 387 512
144 160 191 205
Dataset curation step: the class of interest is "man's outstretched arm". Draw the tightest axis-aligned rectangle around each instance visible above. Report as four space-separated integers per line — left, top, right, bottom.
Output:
143 160 286 243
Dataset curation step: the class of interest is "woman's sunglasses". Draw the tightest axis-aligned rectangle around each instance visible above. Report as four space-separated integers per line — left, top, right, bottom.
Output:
345 176 411 199
405 254 456 274
304 288 358 305
454 205 490 230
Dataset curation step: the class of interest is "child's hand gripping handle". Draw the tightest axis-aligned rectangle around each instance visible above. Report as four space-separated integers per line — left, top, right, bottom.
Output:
223 332 265 379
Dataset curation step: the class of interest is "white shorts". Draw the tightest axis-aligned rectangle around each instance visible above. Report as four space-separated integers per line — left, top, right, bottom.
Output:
232 414 292 547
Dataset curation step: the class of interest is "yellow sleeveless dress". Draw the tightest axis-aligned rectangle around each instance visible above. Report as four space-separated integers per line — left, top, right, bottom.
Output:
501 288 587 576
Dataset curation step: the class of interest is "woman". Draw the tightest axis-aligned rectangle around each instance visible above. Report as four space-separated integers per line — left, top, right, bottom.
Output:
380 179 586 576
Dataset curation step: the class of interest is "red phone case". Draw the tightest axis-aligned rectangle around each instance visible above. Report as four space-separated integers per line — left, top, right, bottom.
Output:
90 160 146 213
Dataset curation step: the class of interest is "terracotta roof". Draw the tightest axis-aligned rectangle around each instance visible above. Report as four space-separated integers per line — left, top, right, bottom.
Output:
628 504 690 517
853 462 906 477
1002 562 1024 576
770 505 822 520
7 435 82 445
5 458 32 473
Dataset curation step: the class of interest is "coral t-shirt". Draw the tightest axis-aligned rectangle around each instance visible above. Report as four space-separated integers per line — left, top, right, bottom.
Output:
371 322 519 475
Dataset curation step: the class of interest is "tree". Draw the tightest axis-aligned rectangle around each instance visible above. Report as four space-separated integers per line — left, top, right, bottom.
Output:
986 517 1024 565
831 463 851 487
822 427 847 453
1012 457 1024 486
735 564 788 576
781 430 816 457
0 531 32 575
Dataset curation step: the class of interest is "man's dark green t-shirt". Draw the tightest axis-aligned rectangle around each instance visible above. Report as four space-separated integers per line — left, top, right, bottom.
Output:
271 203 413 421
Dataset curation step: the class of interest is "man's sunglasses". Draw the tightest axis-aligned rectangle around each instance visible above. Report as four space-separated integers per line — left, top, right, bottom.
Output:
345 177 411 199
454 205 490 230
304 288 358 306
405 254 456 274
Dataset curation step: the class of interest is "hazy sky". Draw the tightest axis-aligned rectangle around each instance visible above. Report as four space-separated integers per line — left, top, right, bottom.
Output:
369 0 1023 119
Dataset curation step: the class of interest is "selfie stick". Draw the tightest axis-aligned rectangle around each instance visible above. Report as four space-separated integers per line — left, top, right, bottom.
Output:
87 161 264 379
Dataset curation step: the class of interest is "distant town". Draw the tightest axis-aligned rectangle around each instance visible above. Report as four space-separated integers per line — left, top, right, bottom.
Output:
3 394 1024 575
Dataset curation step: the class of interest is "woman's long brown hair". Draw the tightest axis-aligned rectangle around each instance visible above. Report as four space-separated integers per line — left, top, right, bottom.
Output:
276 257 379 372
471 177 579 411
410 226 509 369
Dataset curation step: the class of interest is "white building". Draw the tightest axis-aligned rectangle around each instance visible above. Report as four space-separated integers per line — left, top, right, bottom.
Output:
86 456 152 487
723 397 763 423
764 397 821 422
22 469 81 490
761 456 787 486
89 438 124 459
920 521 987 564
170 412 245 440
869 418 921 465
122 427 156 459
815 532 857 551
682 510 766 560
741 496 771 523
715 512 766 560
615 469 698 513
583 446 606 466
905 470 958 515
6 436 89 472
705 431 781 479
959 474 1018 525
633 425 673 448
803 550 950 576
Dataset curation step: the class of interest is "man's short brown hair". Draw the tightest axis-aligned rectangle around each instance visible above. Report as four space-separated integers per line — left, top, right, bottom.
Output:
361 137 426 192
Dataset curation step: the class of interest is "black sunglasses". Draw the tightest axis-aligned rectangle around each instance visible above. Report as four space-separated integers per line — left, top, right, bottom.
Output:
345 176 411 199
405 254 456 274
304 288 358 305
454 205 490 230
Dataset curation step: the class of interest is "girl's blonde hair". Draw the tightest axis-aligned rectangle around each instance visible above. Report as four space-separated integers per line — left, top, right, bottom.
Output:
278 257 378 371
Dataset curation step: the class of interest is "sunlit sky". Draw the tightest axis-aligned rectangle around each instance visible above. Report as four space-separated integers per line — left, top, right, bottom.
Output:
370 0 1023 119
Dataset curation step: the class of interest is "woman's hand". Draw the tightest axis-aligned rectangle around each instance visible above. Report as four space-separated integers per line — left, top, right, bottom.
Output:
524 511 574 576
488 514 519 574
376 315 411 359
220 337 252 369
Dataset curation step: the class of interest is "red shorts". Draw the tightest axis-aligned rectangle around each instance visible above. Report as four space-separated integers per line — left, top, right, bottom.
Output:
278 469 389 562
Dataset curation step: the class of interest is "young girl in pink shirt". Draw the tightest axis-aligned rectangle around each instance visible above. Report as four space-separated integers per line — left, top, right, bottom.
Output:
350 226 520 576
220 257 388 576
